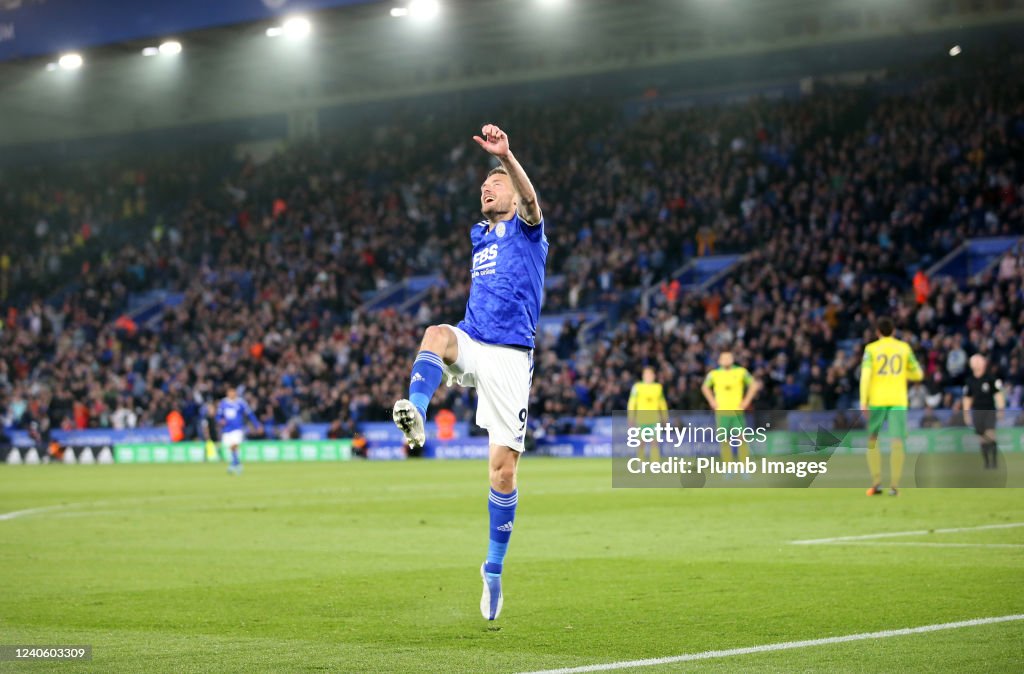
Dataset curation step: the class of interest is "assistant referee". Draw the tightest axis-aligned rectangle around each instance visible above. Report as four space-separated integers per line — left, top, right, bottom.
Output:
962 354 1005 470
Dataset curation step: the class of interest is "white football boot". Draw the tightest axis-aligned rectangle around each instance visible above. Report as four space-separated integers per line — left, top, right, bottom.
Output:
392 399 426 449
480 563 503 621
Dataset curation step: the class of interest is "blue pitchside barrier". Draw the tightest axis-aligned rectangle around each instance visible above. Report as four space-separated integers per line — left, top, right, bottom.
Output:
7 410 1019 460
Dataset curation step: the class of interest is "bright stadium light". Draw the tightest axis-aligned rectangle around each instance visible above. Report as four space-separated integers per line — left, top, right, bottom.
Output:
949 45 962 56
159 40 182 55
58 53 83 70
390 7 408 17
267 16 311 37
141 46 159 56
537 0 567 7
282 16 312 38
408 0 440 20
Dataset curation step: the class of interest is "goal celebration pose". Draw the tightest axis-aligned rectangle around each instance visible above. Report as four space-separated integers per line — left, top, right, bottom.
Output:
393 124 547 620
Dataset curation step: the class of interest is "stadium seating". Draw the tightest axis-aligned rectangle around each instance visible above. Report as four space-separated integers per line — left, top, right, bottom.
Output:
1 56 1022 440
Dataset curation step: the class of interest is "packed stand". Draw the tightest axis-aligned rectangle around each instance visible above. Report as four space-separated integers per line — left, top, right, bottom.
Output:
530 68 1024 432
1 55 1023 440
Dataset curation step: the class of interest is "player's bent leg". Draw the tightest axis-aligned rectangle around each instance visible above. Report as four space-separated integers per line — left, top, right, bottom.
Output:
419 324 459 364
393 325 461 449
489 444 519 493
482 444 520 620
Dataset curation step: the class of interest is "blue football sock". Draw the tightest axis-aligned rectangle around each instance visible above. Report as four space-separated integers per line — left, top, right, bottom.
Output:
485 488 517 576
408 350 444 420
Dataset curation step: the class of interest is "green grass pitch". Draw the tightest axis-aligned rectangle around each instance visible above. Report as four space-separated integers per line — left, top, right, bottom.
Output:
1 459 1022 672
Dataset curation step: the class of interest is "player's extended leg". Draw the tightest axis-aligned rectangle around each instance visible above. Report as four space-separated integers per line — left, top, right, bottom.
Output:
481 444 519 621
888 438 905 495
888 409 907 495
719 438 733 463
977 430 990 468
228 444 241 475
394 325 459 448
866 434 882 494
983 428 999 469
865 407 885 495
736 441 750 463
647 440 661 462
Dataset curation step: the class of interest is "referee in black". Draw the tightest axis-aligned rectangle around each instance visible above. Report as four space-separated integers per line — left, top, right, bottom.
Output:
962 354 1005 469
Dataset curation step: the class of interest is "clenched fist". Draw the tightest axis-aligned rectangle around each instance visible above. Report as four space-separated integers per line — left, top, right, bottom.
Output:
473 124 510 159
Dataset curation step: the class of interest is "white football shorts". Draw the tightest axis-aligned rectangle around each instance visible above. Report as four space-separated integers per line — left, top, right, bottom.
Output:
441 324 533 452
222 429 246 448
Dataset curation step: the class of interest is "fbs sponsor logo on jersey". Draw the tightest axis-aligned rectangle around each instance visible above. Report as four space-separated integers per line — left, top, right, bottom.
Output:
472 243 499 278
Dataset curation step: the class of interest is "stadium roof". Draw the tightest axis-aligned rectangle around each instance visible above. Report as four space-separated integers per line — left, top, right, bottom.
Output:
1 0 1022 147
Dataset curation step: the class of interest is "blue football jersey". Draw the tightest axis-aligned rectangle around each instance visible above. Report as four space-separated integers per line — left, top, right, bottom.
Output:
458 212 548 349
217 398 257 433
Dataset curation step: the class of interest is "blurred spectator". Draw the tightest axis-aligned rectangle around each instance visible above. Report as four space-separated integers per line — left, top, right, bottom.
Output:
920 408 943 429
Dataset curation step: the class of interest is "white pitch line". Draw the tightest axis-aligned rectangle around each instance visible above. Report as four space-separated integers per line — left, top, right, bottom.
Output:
0 504 78 521
517 614 1024 674
791 521 1024 545
838 541 1024 549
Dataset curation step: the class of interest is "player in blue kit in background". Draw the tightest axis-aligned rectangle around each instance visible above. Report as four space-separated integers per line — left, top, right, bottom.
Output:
217 387 261 475
393 123 547 621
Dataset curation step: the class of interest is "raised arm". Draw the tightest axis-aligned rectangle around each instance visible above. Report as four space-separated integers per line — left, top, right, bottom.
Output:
473 124 542 225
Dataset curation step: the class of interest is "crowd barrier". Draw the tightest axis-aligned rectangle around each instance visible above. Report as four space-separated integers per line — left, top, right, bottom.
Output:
2 413 1021 464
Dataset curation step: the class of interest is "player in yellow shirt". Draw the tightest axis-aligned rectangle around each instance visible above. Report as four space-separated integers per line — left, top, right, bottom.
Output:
860 317 923 496
701 350 761 463
628 366 668 460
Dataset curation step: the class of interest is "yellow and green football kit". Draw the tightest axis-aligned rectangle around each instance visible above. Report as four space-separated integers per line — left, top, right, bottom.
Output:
704 366 754 462
860 336 923 489
628 381 667 460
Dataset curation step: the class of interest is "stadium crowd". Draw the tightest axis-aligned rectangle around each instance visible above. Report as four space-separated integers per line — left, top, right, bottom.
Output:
1 54 1023 440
